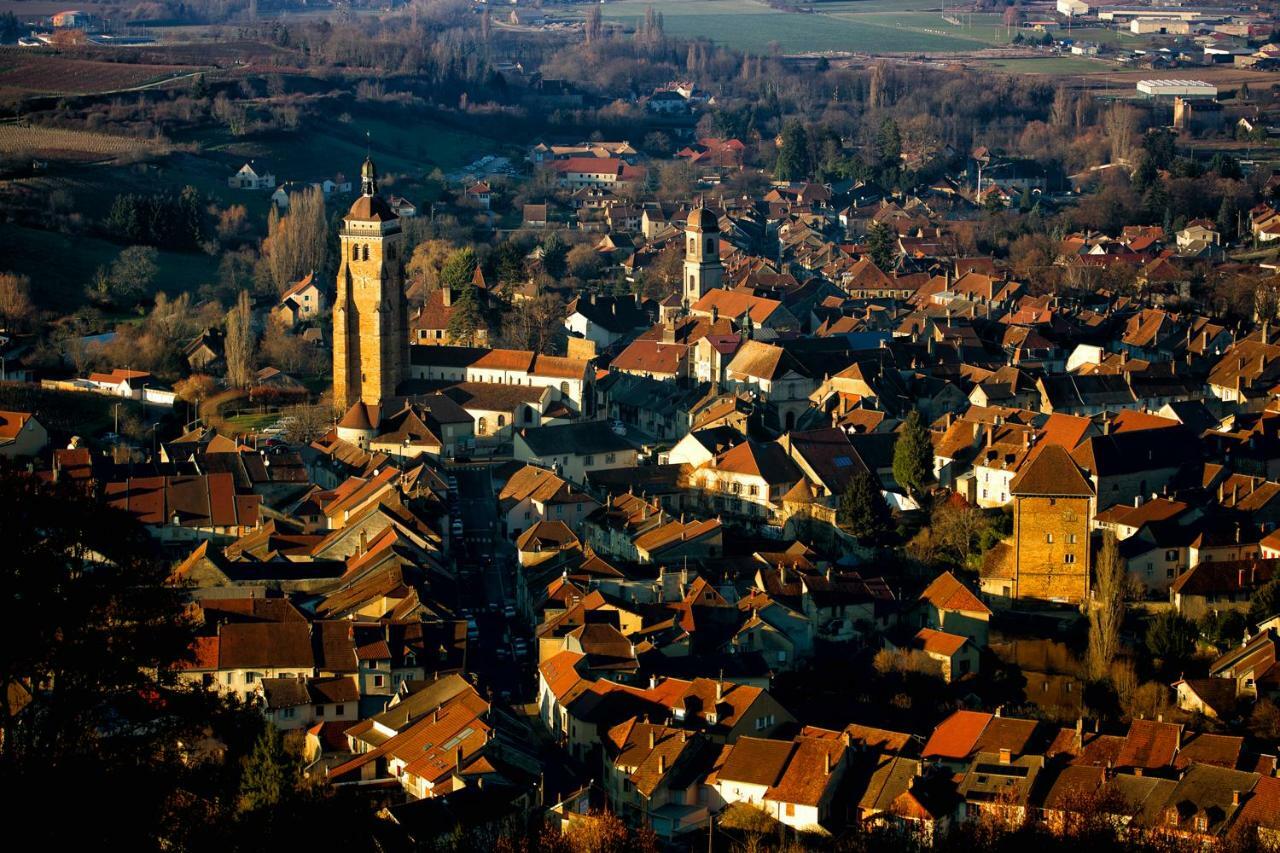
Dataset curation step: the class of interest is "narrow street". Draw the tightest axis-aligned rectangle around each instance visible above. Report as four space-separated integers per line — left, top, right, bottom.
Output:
453 463 530 702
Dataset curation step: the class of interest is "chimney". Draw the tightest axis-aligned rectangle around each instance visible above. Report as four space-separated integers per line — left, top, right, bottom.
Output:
998 747 1012 765
649 674 657 689
1075 717 1084 751
648 730 656 749
1134 767 1143 777
455 746 464 771
825 750 833 774
715 680 724 702
442 287 453 308
658 753 667 774
589 292 597 305
1233 790 1242 807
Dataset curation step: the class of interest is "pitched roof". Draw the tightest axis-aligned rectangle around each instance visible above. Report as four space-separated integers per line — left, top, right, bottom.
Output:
1009 444 1093 497
919 570 991 616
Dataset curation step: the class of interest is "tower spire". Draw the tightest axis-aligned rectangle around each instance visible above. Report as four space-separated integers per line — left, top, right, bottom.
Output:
361 139 377 197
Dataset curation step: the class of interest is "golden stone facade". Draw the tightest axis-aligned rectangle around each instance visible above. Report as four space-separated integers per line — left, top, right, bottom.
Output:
333 159 406 416
1011 494 1092 604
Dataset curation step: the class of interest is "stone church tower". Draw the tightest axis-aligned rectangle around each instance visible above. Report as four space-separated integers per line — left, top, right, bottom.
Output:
683 205 723 306
333 157 406 418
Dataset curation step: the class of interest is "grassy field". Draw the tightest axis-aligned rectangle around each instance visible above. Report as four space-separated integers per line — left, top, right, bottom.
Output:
597 0 991 52
0 222 221 312
592 0 1142 58
982 56 1120 75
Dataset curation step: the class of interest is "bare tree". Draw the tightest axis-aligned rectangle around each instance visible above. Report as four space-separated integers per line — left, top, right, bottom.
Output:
1087 530 1125 682
1103 104 1139 166
224 290 257 389
0 272 35 331
262 187 330 294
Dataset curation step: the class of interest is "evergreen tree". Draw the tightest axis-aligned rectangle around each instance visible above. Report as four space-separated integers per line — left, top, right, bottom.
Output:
892 410 933 499
876 117 902 169
237 724 297 813
1217 194 1239 243
865 221 897 272
440 246 478 293
839 468 891 543
774 121 811 181
1145 611 1198 672
446 282 485 345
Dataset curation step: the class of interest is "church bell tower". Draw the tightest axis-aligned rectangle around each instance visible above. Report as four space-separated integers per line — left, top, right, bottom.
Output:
333 157 406 418
683 205 724 307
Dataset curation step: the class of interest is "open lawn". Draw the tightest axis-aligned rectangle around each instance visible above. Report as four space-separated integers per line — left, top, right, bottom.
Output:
981 56 1116 75
591 0 1143 55
595 0 992 53
0 222 221 312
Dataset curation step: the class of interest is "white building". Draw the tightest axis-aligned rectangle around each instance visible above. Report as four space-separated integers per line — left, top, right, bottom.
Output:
1056 0 1089 17
1136 79 1218 100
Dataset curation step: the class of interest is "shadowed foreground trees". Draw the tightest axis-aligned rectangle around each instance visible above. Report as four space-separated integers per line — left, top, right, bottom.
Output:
0 467 378 851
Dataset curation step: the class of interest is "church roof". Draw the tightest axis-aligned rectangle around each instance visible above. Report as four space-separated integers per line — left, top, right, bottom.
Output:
687 206 720 233
345 194 397 223
338 402 378 431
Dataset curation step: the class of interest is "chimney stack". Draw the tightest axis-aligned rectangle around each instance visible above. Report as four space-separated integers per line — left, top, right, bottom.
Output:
658 753 667 774
998 747 1012 765
824 750 833 775
648 730 656 749
442 287 453 308
455 746 464 771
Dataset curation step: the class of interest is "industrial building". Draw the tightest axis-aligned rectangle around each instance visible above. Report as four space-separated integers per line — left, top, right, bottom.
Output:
1136 79 1218 100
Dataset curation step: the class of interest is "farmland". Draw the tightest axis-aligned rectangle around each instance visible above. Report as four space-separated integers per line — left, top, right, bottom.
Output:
0 50 204 100
0 122 165 162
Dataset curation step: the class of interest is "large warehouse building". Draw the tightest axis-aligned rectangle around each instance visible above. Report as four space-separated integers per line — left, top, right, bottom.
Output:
1136 79 1219 100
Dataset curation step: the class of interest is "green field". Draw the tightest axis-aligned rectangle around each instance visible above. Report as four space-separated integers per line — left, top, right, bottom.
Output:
598 0 991 52
982 56 1119 75
592 0 1136 57
0 222 220 312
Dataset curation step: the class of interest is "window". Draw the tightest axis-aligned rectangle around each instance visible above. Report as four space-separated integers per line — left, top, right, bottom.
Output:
1064 554 1076 564
497 415 506 428
1166 549 1178 561
1046 533 1054 543
282 707 295 719
785 803 795 817
1067 533 1078 544
245 672 258 684
585 455 595 465
478 417 487 435
316 705 325 717
749 485 759 497
335 705 345 716
373 675 384 688
606 453 616 463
